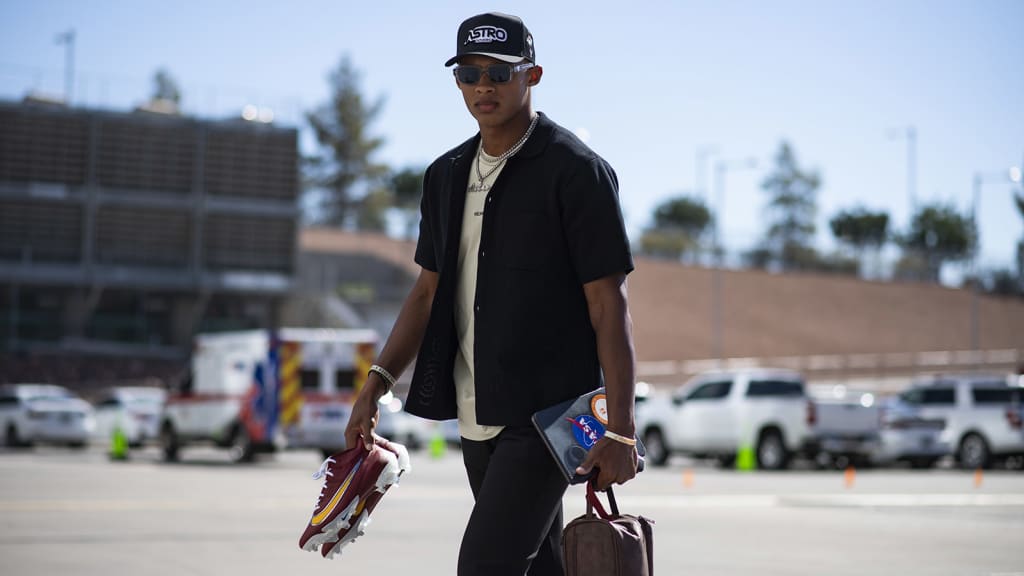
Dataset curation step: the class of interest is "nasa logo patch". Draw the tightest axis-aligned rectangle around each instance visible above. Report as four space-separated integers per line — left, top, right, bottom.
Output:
567 415 605 450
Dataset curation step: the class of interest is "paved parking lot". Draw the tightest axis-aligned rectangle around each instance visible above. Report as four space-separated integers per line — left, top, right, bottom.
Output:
1 445 1023 576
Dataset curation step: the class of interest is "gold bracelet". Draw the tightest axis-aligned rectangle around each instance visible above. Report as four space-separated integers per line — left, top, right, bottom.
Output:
603 430 637 446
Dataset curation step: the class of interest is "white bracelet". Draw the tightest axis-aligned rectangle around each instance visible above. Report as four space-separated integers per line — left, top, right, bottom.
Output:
603 430 637 446
368 364 396 393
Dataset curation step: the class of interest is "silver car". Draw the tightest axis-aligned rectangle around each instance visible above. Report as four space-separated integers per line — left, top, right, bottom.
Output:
0 384 96 448
875 394 952 468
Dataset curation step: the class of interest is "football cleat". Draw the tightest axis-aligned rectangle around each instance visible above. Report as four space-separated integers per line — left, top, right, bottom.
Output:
317 438 411 560
299 439 409 557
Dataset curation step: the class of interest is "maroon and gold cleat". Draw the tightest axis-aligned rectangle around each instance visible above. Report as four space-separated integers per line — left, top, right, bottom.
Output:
298 442 398 553
317 438 411 560
299 439 410 558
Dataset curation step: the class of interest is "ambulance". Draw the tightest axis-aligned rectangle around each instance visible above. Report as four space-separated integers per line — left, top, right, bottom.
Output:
160 328 378 463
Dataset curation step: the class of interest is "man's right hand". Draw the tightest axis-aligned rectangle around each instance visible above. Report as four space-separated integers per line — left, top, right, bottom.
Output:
345 380 384 450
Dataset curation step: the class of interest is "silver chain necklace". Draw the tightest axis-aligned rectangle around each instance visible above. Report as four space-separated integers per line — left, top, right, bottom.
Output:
470 114 539 193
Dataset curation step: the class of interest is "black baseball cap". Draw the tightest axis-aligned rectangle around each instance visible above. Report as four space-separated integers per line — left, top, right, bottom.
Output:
444 12 535 67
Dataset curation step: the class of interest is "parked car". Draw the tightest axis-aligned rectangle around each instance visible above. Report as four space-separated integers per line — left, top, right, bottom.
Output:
807 388 881 468
874 392 953 468
882 373 1023 469
0 384 95 448
92 387 167 447
635 368 814 470
374 392 432 451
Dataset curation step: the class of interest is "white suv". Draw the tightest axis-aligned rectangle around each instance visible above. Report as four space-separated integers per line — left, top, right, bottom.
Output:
636 369 813 470
888 374 1023 469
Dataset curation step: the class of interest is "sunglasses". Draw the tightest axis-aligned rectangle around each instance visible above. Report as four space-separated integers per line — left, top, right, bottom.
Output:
453 62 535 85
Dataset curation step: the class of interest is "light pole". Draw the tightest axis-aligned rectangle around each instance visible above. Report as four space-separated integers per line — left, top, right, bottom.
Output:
969 166 1022 360
55 29 75 104
695 145 718 201
711 157 758 364
888 125 917 226
695 145 718 267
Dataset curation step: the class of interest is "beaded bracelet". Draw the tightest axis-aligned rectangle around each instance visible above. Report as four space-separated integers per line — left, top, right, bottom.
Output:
368 364 396 394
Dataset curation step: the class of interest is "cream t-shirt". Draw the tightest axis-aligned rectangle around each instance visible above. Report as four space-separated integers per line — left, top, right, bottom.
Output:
454 143 506 441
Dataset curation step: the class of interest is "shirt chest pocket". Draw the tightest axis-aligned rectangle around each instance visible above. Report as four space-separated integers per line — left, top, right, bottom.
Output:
501 211 555 270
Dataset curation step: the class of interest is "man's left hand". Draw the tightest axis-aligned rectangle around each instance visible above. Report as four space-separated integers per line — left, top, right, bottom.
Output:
575 436 638 491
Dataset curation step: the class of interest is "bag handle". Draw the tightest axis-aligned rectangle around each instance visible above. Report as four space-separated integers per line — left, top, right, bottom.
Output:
585 480 620 519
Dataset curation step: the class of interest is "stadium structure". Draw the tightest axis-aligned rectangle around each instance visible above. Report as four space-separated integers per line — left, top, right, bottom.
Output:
0 98 299 386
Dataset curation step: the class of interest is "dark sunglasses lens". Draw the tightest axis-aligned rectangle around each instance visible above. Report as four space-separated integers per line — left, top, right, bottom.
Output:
456 67 482 84
487 65 512 83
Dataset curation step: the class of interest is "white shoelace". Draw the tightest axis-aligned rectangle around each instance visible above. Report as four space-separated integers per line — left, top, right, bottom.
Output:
312 456 336 508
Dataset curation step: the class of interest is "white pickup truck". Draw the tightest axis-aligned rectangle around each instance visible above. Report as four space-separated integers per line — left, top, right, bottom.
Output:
635 369 814 470
806 389 881 469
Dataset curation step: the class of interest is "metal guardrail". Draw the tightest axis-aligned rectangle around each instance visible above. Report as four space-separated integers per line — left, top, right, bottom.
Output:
637 348 1024 382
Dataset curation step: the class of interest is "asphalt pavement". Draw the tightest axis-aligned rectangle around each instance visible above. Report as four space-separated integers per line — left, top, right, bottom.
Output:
1 445 1022 576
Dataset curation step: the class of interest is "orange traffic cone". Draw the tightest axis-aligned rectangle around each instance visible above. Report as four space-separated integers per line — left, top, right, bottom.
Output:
973 468 983 488
682 468 694 489
843 466 856 489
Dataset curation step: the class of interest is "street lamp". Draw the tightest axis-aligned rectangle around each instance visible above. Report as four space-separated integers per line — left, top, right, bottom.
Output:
695 145 718 266
711 157 758 363
888 125 917 226
695 145 718 201
54 29 75 104
969 166 1021 360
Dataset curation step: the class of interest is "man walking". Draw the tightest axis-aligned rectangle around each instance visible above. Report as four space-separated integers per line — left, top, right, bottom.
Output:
345 12 639 576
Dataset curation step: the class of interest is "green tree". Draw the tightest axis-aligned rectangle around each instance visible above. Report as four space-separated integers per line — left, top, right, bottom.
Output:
639 195 711 260
151 68 181 104
898 203 976 282
652 196 712 236
758 141 821 271
829 207 889 276
356 187 393 232
389 166 425 239
305 55 388 227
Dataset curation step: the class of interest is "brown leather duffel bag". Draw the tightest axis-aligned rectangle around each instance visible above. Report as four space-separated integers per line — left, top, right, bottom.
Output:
563 482 655 576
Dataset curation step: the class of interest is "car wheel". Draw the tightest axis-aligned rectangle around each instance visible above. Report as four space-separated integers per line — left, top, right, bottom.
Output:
160 423 179 462
756 430 788 470
909 457 936 469
716 455 737 469
643 429 669 467
5 424 22 448
959 433 991 470
229 424 255 464
404 434 423 452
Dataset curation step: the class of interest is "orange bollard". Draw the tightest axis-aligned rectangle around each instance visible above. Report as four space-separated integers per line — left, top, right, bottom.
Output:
973 468 983 489
682 468 694 489
843 466 856 489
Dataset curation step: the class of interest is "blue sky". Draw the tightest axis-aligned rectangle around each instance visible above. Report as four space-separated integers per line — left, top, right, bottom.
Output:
2 0 1021 272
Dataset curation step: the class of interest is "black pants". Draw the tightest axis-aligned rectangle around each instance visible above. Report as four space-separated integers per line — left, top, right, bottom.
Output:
458 425 569 576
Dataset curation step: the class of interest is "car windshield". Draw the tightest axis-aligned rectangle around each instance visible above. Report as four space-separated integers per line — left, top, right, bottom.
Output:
26 391 75 402
125 396 163 407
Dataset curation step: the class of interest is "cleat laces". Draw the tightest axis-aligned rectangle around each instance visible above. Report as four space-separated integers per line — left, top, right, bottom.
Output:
312 456 336 508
